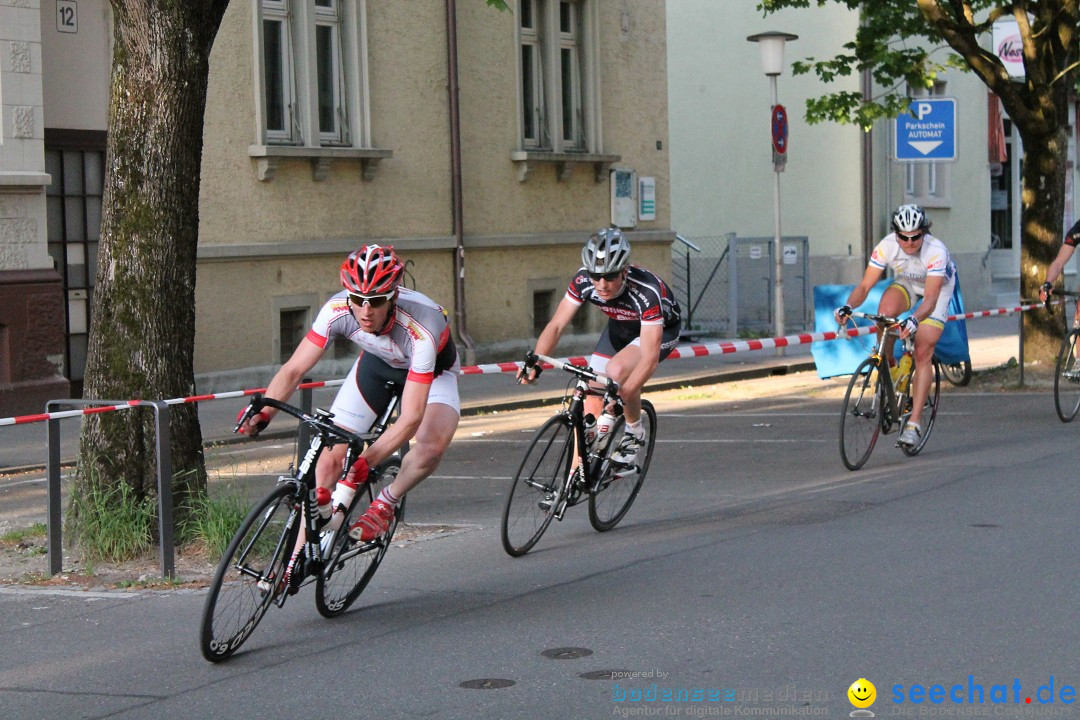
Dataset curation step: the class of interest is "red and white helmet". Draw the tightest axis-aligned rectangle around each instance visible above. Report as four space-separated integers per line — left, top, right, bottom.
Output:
340 245 404 295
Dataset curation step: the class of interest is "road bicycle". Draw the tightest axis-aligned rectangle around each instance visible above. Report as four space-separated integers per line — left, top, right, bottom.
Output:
200 391 405 662
500 352 657 556
838 312 941 471
1050 289 1080 422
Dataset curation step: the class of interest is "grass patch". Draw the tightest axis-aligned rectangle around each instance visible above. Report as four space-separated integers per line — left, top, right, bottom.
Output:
70 481 156 563
180 488 250 558
0 523 46 546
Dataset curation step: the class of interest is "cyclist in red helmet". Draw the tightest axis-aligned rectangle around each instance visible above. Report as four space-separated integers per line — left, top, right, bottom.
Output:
238 245 459 586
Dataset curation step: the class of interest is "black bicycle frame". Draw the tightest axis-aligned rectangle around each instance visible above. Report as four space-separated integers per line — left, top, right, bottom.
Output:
236 388 401 600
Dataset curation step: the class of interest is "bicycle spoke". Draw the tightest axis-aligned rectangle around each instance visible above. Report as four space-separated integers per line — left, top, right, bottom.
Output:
1055 330 1080 422
839 358 882 471
200 484 296 662
316 459 404 618
588 400 654 531
501 415 573 556
900 359 940 456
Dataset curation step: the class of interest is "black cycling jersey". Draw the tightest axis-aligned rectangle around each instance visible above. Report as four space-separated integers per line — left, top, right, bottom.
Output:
566 265 682 331
1064 219 1080 247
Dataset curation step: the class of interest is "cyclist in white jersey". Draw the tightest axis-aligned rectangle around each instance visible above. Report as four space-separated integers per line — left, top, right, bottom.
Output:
835 205 956 448
238 245 459 586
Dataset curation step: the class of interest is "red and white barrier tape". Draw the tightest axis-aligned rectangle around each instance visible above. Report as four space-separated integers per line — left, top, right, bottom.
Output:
0 302 1041 427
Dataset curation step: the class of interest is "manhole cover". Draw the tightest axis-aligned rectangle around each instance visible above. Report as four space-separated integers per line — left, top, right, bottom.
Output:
541 647 593 660
459 678 516 690
580 670 631 680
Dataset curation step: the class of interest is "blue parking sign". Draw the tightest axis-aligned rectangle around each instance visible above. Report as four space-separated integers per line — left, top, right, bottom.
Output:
894 98 956 161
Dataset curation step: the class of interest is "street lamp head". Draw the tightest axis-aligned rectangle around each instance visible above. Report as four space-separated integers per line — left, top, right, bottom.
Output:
746 31 799 76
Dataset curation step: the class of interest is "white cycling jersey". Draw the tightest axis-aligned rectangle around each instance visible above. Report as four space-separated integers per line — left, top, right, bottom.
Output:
869 233 955 295
305 288 459 384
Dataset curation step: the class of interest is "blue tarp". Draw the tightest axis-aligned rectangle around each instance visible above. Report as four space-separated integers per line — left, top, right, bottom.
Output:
811 277 970 379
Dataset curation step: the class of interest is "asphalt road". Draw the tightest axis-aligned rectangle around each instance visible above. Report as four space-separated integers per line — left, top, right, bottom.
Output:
2 373 1078 720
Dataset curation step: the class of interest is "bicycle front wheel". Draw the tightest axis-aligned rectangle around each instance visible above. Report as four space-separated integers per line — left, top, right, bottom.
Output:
900 358 941 456
839 358 883 471
316 458 405 618
588 400 656 532
1054 329 1080 422
501 414 573 557
200 483 298 662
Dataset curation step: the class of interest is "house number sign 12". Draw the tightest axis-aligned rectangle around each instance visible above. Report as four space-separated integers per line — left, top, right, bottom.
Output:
57 1 78 34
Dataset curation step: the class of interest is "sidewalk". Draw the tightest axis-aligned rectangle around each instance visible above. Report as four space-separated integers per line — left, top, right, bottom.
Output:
0 313 1021 472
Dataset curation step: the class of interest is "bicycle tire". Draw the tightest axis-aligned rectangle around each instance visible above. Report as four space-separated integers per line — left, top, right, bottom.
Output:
316 458 405 618
200 482 298 662
1054 329 1080 422
501 413 573 557
940 358 972 386
588 400 655 531
900 358 941 456
839 358 883 471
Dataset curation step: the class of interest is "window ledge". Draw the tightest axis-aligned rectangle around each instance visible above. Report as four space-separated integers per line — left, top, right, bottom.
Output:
0 171 52 191
248 145 393 182
510 150 621 183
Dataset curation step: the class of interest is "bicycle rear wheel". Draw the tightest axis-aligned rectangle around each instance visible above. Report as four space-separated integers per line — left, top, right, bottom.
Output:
940 359 972 386
1054 329 1080 422
316 458 405 618
839 358 883 471
501 414 573 556
200 483 297 662
900 358 940 456
588 400 655 531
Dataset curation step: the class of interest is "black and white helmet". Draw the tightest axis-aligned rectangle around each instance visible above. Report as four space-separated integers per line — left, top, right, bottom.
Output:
582 228 631 274
892 204 931 234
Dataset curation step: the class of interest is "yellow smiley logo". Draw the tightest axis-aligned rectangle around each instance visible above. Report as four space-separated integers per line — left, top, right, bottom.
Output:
848 678 876 709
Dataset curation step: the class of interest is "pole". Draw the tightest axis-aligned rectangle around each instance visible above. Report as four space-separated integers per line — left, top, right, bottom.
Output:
771 74 784 356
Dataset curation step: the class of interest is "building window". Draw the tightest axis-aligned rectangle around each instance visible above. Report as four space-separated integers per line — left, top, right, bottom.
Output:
45 130 107 394
518 0 595 153
256 0 365 148
279 307 310 363
904 82 949 206
532 288 588 337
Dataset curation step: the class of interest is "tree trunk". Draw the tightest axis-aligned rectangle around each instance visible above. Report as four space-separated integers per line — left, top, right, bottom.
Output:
76 1 229 533
1017 125 1070 371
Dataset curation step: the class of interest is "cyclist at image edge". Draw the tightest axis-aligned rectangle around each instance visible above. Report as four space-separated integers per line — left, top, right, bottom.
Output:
835 204 956 448
518 228 682 464
1038 218 1080 316
237 245 460 581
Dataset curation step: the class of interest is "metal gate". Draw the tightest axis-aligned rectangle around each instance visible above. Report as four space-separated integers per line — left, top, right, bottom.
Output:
670 234 811 339
731 236 811 335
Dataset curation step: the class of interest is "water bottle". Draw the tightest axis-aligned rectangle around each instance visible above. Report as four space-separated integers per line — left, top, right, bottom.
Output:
895 351 913 393
583 414 598 449
326 478 358 531
595 409 620 452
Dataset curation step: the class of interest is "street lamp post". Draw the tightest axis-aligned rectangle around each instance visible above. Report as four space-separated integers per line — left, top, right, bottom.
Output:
747 31 797 355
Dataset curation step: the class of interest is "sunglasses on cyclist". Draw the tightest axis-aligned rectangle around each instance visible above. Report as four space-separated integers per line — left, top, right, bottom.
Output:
588 270 623 282
348 292 393 309
897 231 924 243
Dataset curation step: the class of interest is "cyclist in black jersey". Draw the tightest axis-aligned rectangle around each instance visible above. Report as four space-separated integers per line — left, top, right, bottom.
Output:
519 228 681 465
1040 219 1080 310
